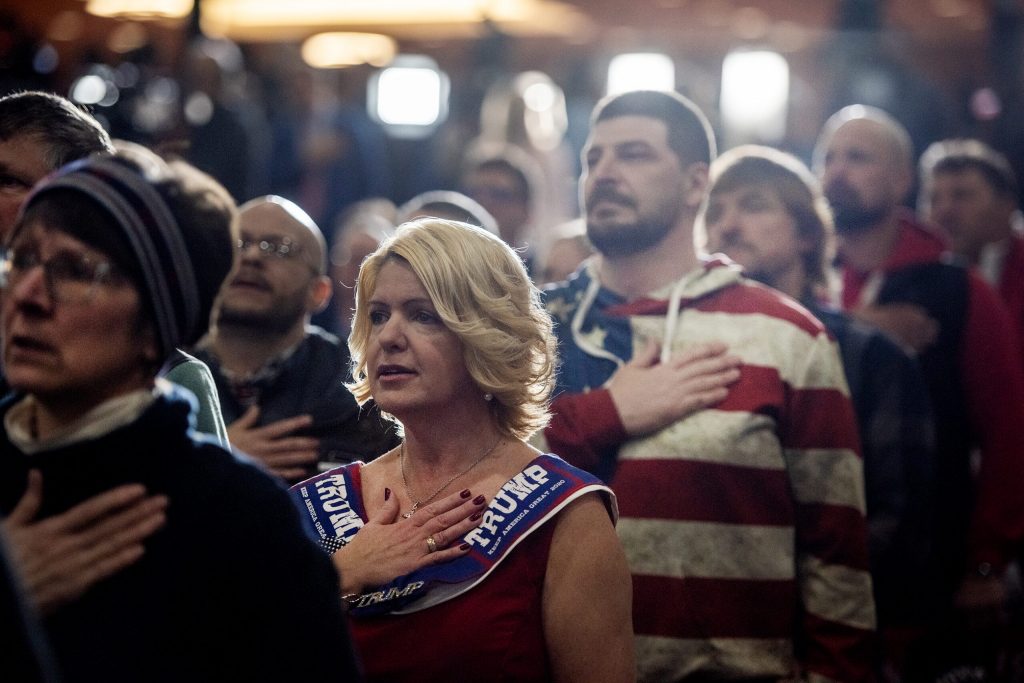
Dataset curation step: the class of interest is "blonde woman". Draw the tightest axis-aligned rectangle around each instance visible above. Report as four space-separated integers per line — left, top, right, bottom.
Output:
292 218 634 682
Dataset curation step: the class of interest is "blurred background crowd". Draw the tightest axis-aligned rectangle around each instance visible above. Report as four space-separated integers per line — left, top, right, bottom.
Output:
4 0 1024 324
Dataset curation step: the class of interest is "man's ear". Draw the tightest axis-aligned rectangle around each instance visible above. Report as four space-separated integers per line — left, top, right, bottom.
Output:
307 275 333 314
683 163 710 209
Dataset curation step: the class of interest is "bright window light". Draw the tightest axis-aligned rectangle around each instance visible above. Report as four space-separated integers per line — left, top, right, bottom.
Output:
607 53 674 95
377 68 440 125
720 50 789 143
71 75 109 105
369 56 449 138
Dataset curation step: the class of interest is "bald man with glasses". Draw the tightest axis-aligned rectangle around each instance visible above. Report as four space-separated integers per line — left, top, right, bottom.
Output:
195 195 399 482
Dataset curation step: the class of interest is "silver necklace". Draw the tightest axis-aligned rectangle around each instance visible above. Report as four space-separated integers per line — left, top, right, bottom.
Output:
400 438 502 519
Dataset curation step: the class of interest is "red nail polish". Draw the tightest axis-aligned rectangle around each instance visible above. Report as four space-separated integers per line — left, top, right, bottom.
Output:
470 512 482 521
459 543 470 551
384 487 391 501
460 489 471 498
473 495 485 505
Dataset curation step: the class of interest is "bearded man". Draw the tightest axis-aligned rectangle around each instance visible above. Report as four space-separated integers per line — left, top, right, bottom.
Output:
538 90 875 682
815 106 1024 679
195 195 398 482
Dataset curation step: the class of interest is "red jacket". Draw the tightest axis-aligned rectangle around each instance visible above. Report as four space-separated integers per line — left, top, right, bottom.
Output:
997 234 1024 367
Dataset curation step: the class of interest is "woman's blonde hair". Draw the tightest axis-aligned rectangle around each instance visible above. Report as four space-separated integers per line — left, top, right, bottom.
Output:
348 218 556 440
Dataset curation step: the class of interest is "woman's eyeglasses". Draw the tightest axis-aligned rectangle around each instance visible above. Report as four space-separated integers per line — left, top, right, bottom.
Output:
0 247 123 304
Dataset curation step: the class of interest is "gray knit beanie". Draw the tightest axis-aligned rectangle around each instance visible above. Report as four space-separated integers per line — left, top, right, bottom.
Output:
18 145 237 361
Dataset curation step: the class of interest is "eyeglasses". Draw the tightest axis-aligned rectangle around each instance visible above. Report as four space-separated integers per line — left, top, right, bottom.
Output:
0 247 123 304
237 236 305 260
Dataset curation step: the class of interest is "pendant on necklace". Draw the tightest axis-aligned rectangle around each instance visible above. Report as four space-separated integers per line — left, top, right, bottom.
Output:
402 502 420 519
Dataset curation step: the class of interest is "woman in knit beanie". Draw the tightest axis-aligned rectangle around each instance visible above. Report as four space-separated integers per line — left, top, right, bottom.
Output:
0 145 359 681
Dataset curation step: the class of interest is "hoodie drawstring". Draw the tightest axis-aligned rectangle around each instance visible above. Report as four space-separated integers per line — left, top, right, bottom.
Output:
570 261 696 369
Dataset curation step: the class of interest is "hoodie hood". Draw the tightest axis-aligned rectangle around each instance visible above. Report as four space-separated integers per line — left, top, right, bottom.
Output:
551 256 745 368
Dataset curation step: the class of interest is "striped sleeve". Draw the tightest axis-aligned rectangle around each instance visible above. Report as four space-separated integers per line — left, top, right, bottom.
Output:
782 327 877 682
540 389 627 475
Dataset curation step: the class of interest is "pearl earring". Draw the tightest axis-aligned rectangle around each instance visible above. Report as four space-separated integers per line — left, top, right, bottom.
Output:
484 392 494 401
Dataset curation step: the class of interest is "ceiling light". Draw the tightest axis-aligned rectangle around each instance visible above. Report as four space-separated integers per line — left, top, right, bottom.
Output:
369 56 449 138
302 33 397 69
85 0 193 20
201 0 591 41
108 22 150 53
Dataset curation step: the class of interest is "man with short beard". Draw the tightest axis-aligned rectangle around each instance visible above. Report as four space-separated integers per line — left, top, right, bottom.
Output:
816 106 1024 679
539 90 875 682
701 145 939 677
195 195 398 482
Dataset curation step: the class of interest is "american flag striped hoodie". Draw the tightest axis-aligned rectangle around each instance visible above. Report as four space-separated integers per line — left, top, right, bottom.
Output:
540 257 876 682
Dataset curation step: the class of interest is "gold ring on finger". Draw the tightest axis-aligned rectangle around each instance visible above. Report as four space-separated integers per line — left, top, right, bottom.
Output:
426 535 438 553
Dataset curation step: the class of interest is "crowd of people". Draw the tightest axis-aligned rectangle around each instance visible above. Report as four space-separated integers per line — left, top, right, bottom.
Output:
0 77 1023 683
